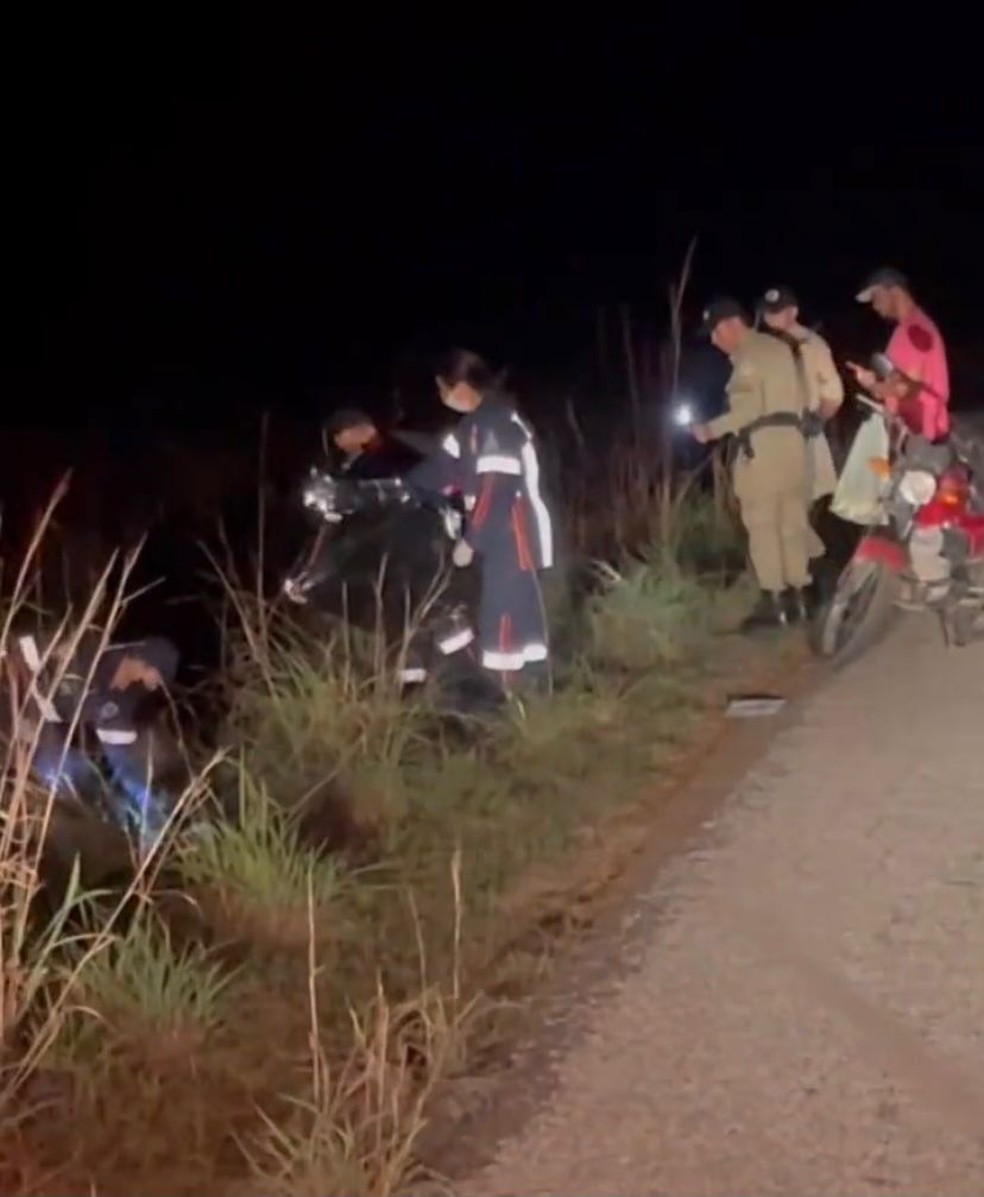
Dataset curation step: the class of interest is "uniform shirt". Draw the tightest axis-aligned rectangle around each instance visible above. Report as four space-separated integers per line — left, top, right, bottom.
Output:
707 329 804 441
436 397 554 570
790 325 844 415
884 307 950 441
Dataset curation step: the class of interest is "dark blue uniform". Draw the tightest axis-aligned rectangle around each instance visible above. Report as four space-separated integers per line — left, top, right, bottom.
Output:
442 397 554 680
6 630 180 855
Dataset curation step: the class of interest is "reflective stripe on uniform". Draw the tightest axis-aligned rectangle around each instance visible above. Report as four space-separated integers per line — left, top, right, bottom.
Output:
398 666 427 684
518 437 554 569
441 432 462 458
476 454 522 475
95 727 139 746
437 627 475 655
481 641 548 672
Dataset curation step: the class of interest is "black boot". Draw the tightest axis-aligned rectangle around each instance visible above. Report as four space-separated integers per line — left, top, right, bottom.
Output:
511 659 552 699
740 591 789 634
783 587 813 624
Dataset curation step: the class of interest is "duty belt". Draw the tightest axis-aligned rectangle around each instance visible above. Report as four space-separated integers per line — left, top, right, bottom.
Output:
736 410 821 460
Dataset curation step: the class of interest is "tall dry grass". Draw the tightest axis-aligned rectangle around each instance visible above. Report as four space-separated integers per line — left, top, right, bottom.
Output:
0 480 223 1180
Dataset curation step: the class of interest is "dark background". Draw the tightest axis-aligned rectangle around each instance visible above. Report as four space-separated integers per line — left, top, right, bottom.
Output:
15 10 982 436
3 8 979 656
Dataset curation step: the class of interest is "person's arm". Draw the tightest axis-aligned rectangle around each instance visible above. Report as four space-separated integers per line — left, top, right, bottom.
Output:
813 338 844 419
704 359 761 440
879 371 927 435
462 418 525 556
404 431 463 501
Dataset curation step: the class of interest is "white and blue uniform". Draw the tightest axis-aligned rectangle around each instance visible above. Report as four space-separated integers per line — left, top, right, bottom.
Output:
434 397 554 678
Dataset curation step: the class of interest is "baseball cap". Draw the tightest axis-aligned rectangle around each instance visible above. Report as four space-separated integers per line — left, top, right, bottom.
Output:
697 296 747 336
856 267 910 303
758 285 798 314
326 407 375 436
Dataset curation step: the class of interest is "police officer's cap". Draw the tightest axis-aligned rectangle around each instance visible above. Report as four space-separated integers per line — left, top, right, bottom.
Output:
698 296 748 336
759 285 798 314
856 266 910 303
326 407 375 436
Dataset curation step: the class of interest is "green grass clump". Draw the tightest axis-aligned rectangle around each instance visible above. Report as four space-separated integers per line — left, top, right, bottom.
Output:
53 910 236 1068
178 770 349 948
588 549 723 671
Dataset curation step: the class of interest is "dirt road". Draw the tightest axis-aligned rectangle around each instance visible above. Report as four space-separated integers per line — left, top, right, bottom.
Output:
459 618 984 1196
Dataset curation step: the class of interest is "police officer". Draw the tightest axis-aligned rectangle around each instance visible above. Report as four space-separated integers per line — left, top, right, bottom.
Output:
422 348 554 691
757 285 844 561
691 298 812 630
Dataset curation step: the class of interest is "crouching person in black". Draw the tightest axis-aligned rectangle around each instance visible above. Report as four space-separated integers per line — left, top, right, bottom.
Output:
3 627 181 857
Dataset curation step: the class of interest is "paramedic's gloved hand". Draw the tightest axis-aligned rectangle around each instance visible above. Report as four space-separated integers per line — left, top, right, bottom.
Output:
283 574 311 605
452 539 474 568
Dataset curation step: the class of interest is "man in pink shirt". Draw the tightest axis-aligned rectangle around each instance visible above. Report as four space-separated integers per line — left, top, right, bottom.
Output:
847 266 951 442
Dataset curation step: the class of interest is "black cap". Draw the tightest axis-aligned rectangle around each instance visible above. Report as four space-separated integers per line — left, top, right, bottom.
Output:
758 285 799 314
325 407 375 436
697 296 748 336
856 266 910 303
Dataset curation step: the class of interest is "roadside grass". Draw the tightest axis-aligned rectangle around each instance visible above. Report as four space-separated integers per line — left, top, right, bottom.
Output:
52 907 238 1068
177 769 352 950
0 458 815 1197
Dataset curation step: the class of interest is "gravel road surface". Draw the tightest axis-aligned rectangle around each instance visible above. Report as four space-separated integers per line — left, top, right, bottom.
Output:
460 616 984 1196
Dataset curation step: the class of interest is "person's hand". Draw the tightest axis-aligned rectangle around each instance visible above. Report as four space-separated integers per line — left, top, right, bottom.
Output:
110 655 164 692
283 575 310 605
452 539 474 568
846 361 877 391
691 423 713 445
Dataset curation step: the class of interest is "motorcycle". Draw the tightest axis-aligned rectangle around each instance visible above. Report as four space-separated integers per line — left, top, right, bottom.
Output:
815 379 984 667
285 467 466 603
281 456 511 712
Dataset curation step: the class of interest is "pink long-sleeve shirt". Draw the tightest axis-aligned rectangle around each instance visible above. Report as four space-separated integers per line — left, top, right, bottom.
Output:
884 307 950 441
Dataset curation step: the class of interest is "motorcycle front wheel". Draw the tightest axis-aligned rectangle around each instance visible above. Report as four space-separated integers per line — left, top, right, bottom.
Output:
813 558 901 668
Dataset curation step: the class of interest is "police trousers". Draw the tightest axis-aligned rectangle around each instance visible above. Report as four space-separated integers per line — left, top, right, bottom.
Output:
734 439 811 594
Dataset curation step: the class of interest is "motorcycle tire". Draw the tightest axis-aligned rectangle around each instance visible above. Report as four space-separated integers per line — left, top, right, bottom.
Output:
812 558 901 669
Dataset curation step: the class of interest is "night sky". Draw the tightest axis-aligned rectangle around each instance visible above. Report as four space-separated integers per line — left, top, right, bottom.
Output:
21 12 983 426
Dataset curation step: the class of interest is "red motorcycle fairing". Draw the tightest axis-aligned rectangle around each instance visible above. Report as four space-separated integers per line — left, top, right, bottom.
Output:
913 495 984 555
916 503 984 545
851 531 908 572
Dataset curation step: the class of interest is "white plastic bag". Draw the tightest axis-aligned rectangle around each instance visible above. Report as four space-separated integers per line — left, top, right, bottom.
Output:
829 413 891 526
